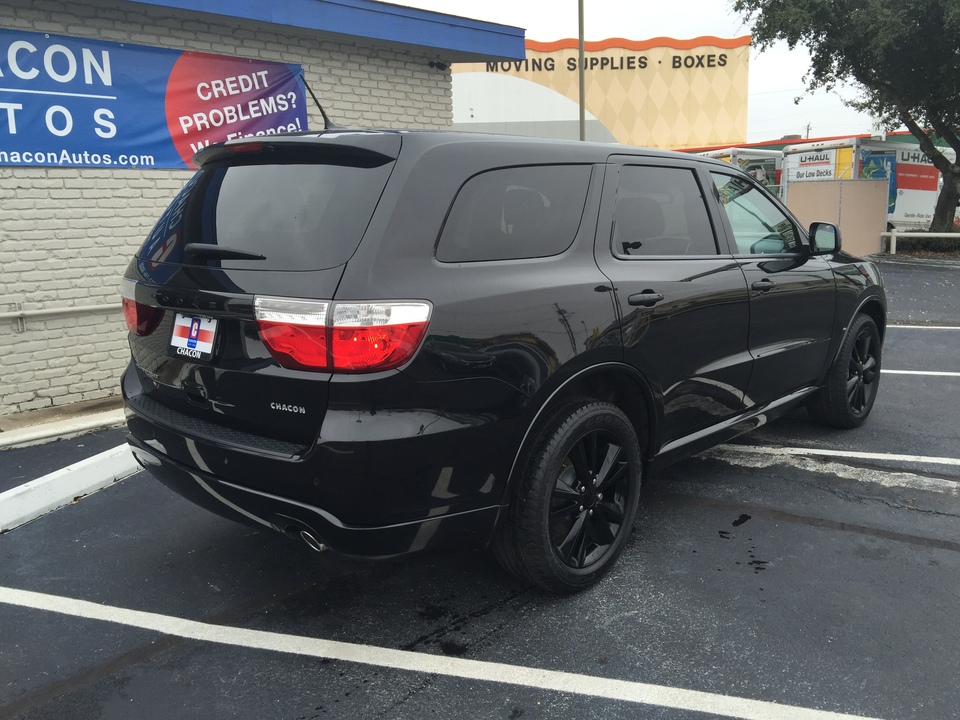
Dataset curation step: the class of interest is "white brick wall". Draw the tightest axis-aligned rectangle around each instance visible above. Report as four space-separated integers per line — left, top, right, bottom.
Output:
0 0 453 416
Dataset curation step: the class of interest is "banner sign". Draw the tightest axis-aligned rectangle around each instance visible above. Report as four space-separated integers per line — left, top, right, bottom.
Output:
786 149 837 182
0 29 306 169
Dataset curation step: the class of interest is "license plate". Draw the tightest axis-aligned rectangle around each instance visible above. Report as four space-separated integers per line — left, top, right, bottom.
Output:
169 313 218 361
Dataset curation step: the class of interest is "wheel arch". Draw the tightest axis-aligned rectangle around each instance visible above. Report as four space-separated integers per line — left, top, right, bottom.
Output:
833 293 887 365
858 295 887 343
499 363 660 506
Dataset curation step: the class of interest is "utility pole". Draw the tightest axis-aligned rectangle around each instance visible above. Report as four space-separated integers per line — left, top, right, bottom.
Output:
578 0 585 141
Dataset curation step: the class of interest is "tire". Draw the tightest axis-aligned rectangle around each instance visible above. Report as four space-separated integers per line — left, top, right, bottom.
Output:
493 399 642 593
808 314 882 428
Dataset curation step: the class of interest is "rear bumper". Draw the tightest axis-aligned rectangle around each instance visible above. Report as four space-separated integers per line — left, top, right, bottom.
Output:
127 436 500 557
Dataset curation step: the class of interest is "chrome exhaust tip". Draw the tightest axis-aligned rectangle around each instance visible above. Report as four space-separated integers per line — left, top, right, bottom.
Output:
299 530 328 553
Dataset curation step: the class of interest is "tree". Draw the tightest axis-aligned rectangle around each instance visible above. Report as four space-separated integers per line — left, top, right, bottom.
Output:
734 0 960 232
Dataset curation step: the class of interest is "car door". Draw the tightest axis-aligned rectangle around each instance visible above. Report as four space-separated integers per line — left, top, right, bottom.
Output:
708 171 836 408
594 157 752 447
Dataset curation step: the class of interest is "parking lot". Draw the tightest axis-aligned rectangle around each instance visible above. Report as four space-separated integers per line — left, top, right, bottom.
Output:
1 258 958 720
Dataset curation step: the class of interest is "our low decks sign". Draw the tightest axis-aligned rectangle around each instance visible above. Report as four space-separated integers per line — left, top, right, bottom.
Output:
0 29 306 169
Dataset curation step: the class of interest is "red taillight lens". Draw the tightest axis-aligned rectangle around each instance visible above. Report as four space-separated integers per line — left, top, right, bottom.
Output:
229 141 263 155
257 322 329 371
120 279 164 336
254 297 431 373
254 297 329 371
331 303 430 372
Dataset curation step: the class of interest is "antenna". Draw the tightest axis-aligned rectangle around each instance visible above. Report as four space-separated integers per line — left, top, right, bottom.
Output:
300 73 344 130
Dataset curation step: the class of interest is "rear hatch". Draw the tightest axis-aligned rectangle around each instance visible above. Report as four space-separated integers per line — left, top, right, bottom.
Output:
122 132 401 451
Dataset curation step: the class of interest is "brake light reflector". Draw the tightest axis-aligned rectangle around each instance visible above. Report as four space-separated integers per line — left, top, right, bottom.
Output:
120 278 164 336
254 297 431 373
229 141 264 155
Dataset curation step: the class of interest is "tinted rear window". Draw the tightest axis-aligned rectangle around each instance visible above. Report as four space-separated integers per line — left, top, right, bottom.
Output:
138 156 393 272
613 165 718 257
436 165 592 262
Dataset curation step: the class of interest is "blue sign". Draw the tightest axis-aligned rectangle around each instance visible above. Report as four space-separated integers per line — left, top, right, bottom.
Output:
0 29 306 169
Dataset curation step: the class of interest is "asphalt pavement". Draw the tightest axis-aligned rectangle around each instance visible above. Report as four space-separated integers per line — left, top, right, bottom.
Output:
0 257 958 720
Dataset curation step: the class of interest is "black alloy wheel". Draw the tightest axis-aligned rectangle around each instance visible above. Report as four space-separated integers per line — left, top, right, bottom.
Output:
847 322 879 415
808 313 882 428
549 429 630 569
493 399 642 593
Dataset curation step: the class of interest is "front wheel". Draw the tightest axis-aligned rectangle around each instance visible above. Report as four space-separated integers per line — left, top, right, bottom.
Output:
808 314 881 428
493 400 642 593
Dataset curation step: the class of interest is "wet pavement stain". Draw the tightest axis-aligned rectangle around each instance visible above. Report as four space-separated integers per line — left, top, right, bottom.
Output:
418 603 449 621
439 640 469 656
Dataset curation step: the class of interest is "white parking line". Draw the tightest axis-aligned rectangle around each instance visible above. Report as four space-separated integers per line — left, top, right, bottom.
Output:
887 325 960 330
881 370 960 377
710 446 960 497
720 444 960 468
0 585 882 720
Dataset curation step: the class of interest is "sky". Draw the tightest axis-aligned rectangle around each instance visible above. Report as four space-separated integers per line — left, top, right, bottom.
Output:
401 0 886 143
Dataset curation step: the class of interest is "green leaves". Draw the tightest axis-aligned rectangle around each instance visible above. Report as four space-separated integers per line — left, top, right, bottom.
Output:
734 0 960 231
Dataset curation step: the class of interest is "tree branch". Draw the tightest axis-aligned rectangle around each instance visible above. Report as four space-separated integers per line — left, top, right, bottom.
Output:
873 79 956 175
927 117 960 160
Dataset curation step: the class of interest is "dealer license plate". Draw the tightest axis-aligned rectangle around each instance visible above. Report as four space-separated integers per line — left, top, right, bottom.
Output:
169 313 218 361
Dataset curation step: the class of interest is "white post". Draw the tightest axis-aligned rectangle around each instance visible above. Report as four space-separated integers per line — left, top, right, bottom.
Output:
890 228 897 255
578 0 585 142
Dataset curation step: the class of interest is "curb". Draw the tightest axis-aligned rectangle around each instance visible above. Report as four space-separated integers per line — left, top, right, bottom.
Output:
0 409 127 450
870 255 960 269
0 444 140 533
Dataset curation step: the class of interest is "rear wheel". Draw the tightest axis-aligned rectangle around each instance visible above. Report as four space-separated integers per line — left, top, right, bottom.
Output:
808 314 881 428
494 400 642 593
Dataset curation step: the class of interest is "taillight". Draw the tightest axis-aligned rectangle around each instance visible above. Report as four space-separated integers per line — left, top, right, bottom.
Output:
121 279 164 336
254 297 431 373
253 297 329 372
331 303 431 372
228 141 263 155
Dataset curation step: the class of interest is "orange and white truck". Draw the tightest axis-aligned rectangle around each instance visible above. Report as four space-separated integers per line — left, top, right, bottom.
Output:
781 137 957 229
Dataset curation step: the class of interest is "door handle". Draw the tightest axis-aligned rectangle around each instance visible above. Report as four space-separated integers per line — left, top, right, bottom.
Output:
751 279 776 292
627 291 664 307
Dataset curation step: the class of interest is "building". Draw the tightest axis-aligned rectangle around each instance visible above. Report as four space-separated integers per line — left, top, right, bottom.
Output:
0 0 524 417
453 36 750 149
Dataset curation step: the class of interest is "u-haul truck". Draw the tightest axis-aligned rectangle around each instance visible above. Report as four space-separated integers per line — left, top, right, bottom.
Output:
698 148 783 196
782 138 956 229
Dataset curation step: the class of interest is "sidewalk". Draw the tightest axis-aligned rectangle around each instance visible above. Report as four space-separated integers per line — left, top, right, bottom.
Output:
869 252 960 269
0 396 126 450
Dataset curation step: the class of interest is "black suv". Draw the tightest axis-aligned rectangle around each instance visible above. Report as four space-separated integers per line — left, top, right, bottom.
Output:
121 130 885 592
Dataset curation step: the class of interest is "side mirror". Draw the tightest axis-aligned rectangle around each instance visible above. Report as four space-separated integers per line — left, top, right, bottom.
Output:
809 221 841 254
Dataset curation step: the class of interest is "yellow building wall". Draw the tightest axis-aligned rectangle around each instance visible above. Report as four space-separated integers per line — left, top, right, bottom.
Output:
455 36 750 149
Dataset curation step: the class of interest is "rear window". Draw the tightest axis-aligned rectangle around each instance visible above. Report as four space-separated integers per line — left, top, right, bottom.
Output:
436 165 592 262
138 156 393 272
612 165 718 257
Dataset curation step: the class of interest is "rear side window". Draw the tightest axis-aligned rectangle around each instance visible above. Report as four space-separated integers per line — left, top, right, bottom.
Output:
436 165 592 262
138 156 393 272
613 165 718 257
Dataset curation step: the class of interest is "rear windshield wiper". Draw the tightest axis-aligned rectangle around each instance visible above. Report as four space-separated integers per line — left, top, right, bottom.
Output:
184 243 266 261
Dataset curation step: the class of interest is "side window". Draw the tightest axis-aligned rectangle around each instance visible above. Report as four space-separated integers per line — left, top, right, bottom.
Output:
436 165 592 262
710 172 801 255
613 165 718 257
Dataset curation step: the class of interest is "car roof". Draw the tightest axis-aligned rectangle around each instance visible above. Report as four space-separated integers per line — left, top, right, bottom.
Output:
212 127 735 170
